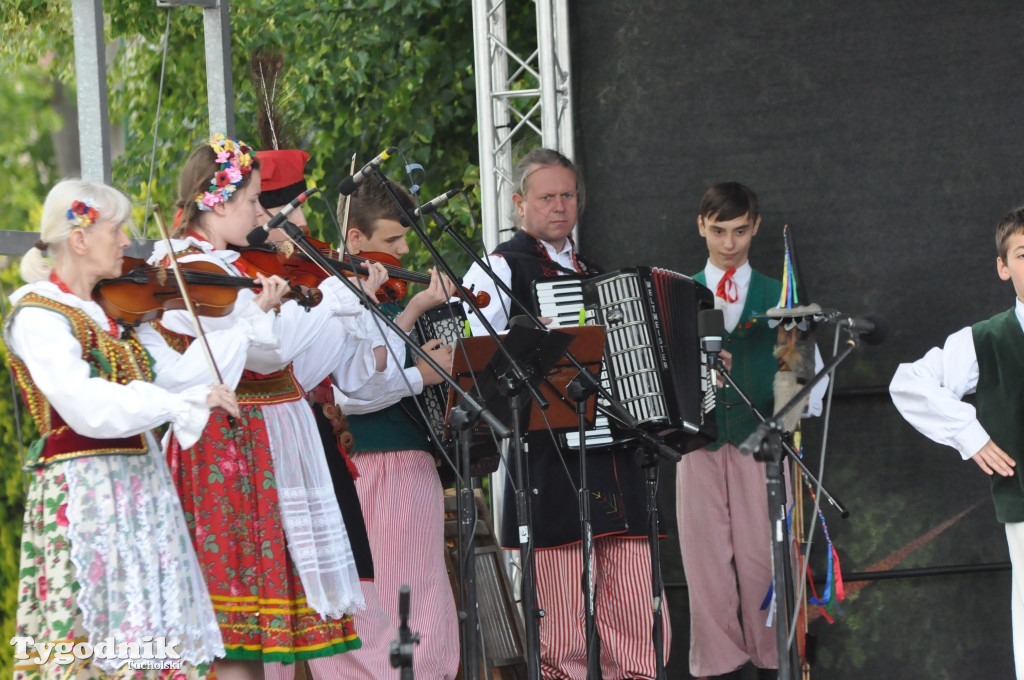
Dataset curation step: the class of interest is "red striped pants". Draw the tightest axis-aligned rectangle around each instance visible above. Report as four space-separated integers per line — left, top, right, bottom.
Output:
534 538 671 680
348 449 459 680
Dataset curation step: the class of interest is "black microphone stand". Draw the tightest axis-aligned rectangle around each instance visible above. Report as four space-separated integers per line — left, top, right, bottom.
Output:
708 356 848 519
390 585 420 680
639 435 670 680
565 368 603 678
720 337 858 680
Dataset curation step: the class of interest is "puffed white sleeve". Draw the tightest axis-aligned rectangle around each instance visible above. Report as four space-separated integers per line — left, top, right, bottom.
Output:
889 326 990 460
8 307 214 449
137 298 278 391
248 275 379 376
459 255 513 335
289 306 378 393
334 315 425 413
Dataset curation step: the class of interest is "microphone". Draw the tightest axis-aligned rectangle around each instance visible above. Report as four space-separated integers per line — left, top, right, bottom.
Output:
413 187 461 217
697 308 725 379
337 147 398 196
839 312 889 345
247 187 319 246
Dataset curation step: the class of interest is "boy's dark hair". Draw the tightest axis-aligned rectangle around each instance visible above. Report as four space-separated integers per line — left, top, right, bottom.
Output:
700 182 759 223
339 177 416 237
996 206 1024 262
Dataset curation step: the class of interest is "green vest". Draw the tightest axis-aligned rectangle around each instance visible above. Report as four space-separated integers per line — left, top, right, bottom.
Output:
973 308 1024 523
694 269 782 450
347 302 433 454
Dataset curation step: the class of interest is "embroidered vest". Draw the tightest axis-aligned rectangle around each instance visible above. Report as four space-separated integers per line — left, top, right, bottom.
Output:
973 309 1024 523
492 229 601 317
694 270 782 450
8 294 154 468
150 322 303 405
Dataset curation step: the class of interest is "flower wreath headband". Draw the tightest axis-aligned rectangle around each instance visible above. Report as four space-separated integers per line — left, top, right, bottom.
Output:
35 198 102 252
196 134 256 211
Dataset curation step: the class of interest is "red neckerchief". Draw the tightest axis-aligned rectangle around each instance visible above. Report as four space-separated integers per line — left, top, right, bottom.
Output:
50 270 119 338
716 266 738 303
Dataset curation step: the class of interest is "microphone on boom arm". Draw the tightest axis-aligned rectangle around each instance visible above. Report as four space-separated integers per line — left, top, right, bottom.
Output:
337 147 399 196
247 187 319 246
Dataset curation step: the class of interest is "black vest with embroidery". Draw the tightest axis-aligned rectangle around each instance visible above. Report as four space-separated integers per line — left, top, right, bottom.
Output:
492 229 602 317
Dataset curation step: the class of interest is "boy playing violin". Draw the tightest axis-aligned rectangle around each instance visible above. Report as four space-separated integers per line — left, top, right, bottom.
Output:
329 176 460 679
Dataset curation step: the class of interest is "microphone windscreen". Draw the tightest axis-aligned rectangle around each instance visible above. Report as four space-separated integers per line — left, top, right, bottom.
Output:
246 227 269 246
861 312 890 346
698 308 725 338
337 175 359 196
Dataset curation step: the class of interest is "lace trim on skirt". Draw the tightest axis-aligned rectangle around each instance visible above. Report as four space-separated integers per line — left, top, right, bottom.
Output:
64 435 225 672
263 400 364 618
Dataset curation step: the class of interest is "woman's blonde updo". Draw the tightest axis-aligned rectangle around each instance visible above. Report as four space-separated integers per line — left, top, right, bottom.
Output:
20 179 132 283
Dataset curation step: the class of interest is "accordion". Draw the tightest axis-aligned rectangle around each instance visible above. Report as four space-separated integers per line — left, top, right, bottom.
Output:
533 267 717 453
409 301 468 447
409 302 502 475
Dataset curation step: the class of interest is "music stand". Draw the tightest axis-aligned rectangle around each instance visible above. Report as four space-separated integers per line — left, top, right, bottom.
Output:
445 324 586 680
527 325 605 432
529 325 607 676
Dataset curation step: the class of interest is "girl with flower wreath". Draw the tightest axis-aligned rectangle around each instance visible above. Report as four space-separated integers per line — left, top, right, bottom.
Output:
150 135 391 680
7 178 288 679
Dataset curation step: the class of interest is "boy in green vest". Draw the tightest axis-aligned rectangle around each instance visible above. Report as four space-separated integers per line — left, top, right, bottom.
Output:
676 182 826 680
329 176 461 679
890 206 1024 677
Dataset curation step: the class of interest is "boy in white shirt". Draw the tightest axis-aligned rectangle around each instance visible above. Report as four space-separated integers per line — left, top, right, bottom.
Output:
890 205 1024 677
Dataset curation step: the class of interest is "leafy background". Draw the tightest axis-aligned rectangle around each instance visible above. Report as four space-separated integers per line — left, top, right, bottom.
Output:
0 1 538 675
4 2 1017 679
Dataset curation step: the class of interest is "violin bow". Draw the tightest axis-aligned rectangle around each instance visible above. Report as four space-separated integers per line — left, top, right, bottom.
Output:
152 205 226 385
337 152 357 248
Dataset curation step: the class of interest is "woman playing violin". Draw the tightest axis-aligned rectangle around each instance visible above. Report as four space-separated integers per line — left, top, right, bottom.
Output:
7 179 261 679
150 135 388 680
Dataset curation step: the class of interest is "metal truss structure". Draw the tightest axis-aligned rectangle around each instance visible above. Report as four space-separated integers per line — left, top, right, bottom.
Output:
471 0 576 252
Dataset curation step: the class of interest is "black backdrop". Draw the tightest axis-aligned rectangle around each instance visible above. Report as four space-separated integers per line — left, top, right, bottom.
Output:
567 1 1024 678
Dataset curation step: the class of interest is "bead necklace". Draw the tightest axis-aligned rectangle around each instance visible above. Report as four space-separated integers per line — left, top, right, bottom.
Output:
49 270 120 338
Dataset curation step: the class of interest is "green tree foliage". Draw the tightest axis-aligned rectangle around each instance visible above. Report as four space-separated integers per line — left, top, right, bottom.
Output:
101 0 492 274
0 1 537 674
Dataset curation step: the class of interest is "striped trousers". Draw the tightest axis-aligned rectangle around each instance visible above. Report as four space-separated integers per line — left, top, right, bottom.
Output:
676 443 782 677
348 449 459 680
267 450 458 680
534 538 671 680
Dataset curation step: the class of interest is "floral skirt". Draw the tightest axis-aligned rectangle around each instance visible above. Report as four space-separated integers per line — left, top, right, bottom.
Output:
15 443 221 679
166 407 360 663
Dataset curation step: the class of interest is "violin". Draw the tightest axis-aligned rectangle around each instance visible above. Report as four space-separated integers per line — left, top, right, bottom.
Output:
234 244 325 291
238 237 491 307
93 256 322 327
